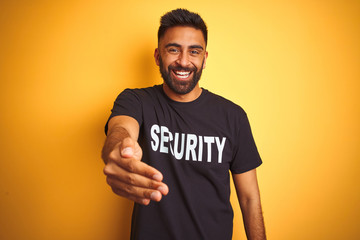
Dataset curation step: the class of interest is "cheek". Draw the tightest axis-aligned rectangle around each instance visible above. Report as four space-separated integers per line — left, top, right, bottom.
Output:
166 56 179 64
190 56 205 68
195 60 205 70
161 56 175 67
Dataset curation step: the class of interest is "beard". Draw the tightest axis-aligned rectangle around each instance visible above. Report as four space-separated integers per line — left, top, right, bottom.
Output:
159 56 204 95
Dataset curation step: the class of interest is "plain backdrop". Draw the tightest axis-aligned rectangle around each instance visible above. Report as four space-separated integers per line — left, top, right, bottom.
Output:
1 0 359 239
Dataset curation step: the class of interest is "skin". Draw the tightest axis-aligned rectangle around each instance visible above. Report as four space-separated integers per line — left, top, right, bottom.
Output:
154 26 208 102
102 26 266 239
102 115 168 205
233 170 266 239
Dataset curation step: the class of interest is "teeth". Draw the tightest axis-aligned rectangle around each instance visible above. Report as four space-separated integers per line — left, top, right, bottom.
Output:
174 71 191 79
176 71 190 75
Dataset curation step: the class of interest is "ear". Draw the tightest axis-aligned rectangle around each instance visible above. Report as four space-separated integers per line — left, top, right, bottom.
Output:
202 51 208 69
154 48 160 66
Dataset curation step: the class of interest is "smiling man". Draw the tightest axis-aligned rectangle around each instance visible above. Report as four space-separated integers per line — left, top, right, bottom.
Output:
102 8 266 240
156 26 207 98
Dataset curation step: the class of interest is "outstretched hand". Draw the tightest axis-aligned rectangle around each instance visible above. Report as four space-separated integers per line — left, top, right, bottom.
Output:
103 137 169 205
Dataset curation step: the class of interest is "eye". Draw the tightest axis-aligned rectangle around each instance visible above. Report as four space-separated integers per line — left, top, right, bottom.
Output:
168 48 179 54
190 50 200 55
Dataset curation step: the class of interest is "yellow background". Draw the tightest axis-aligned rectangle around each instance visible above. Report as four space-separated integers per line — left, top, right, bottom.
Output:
1 0 359 239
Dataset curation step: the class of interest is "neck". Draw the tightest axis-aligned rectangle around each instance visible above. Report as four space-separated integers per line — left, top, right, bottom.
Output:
163 83 202 102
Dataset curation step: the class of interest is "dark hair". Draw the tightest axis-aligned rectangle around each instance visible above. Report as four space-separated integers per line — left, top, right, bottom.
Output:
158 8 208 46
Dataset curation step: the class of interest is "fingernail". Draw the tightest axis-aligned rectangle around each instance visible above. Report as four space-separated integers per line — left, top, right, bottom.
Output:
150 191 161 201
157 186 167 195
142 199 150 205
153 173 162 181
122 147 133 156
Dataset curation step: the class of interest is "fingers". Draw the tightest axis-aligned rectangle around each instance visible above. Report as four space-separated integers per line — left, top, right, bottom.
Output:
109 138 162 182
104 163 169 205
115 156 164 182
104 137 169 205
120 137 135 158
104 162 169 195
121 147 134 158
120 137 140 158
106 175 165 205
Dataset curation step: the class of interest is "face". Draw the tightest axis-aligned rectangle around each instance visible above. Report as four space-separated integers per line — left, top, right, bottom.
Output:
155 26 208 95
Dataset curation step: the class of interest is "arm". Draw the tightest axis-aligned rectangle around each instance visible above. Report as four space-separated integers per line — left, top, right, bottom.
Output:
102 115 169 205
233 169 266 240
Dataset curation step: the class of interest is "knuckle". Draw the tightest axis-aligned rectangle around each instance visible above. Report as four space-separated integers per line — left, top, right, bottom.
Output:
108 151 118 162
103 165 113 176
143 190 152 199
125 160 135 172
125 174 136 185
124 185 134 195
107 157 115 165
147 180 155 189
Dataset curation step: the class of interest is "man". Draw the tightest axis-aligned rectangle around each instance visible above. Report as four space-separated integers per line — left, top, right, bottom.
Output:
102 8 266 240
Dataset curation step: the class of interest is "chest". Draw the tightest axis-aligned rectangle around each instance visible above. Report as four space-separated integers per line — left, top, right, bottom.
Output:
139 101 237 167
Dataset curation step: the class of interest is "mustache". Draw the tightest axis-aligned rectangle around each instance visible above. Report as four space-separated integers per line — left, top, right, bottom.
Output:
168 64 197 72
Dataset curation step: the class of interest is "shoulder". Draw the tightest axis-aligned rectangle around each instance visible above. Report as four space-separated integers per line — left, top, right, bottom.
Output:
118 85 163 101
122 85 162 96
203 89 247 116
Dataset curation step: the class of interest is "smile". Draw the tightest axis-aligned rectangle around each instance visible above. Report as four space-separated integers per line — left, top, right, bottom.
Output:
173 70 192 79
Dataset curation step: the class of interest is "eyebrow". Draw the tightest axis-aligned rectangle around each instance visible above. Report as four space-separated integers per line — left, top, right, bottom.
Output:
165 43 204 50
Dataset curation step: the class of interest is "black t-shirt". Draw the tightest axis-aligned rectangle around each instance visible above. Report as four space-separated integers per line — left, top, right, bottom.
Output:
106 85 262 240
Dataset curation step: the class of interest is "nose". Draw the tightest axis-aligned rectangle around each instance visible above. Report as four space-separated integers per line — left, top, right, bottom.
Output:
176 52 190 67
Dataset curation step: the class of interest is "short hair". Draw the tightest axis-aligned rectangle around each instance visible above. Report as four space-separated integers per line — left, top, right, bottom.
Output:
158 8 208 46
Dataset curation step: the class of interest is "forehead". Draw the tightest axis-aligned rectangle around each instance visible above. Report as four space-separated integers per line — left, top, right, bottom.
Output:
159 26 206 48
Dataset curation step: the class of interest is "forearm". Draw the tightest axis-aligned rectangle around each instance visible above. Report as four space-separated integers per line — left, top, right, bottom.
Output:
240 198 266 240
102 116 140 163
233 170 266 240
101 125 130 163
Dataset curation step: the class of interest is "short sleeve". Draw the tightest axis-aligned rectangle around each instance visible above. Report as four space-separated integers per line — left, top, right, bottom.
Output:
230 113 262 174
104 89 143 134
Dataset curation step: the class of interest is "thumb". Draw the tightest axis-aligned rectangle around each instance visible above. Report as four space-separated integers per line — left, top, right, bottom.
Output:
120 137 135 158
